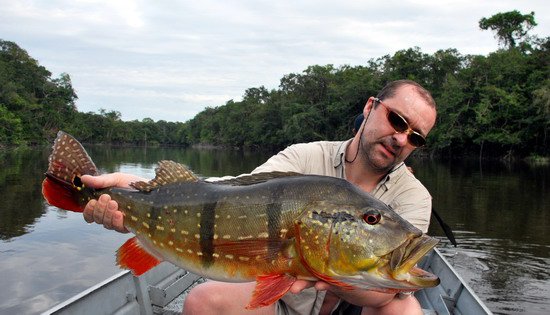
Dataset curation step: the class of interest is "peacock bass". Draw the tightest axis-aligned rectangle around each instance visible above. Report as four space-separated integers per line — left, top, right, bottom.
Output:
42 131 439 309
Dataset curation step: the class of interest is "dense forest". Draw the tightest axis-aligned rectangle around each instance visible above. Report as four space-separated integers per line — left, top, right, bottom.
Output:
1 11 548 158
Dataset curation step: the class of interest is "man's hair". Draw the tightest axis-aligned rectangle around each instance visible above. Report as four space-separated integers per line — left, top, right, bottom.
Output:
376 80 436 110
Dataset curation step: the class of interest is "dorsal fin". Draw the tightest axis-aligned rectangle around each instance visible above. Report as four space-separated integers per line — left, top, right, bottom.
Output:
212 171 303 186
47 131 99 183
130 160 199 192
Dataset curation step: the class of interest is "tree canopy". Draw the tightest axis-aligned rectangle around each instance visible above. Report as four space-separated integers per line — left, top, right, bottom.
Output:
479 10 537 49
1 10 548 158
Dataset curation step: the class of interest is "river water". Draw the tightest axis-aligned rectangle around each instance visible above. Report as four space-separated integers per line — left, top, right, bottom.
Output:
0 145 548 314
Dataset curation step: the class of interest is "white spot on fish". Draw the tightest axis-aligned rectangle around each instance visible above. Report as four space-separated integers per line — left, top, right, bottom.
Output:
257 232 269 238
194 234 200 239
147 213 151 218
168 241 174 246
239 256 250 261
225 254 234 260
181 230 189 235
143 222 150 229
170 228 176 233
238 215 247 219
156 225 164 231
213 253 220 258
237 235 253 240
223 235 231 239
187 249 193 254
131 216 138 222
176 248 183 252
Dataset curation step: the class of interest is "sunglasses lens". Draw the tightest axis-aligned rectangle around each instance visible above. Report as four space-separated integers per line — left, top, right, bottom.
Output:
387 111 408 132
387 110 426 147
409 133 426 147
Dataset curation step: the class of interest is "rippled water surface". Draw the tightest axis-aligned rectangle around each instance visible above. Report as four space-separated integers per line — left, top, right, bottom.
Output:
0 146 548 314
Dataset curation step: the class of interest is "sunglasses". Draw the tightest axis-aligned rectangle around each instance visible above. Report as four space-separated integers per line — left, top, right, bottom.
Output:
372 97 427 147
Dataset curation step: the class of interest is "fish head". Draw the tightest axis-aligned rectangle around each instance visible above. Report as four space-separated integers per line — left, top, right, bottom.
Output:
295 200 439 291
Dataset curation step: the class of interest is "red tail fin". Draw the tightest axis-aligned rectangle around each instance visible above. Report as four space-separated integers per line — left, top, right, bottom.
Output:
42 131 99 212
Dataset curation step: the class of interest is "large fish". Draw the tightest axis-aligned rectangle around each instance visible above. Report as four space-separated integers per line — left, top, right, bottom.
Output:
42 131 439 309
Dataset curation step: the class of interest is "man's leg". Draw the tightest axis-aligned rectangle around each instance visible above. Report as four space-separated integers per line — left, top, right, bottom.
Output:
183 281 275 315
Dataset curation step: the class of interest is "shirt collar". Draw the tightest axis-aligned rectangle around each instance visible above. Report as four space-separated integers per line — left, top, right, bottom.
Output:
373 162 407 193
333 139 352 169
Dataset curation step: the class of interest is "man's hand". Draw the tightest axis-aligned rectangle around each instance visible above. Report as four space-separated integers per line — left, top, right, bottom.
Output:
81 173 146 233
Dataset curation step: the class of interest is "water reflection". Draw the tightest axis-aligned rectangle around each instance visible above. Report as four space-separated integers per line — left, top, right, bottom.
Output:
410 158 550 314
84 145 272 178
412 158 549 245
0 148 49 240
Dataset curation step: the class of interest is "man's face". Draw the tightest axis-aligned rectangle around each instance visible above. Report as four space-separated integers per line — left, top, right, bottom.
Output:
360 85 436 173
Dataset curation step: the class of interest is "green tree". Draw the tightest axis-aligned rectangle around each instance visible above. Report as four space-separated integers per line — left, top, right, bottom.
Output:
0 104 23 144
479 10 537 49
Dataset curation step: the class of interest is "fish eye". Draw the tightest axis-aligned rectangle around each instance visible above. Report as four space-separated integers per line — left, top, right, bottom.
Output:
363 210 381 225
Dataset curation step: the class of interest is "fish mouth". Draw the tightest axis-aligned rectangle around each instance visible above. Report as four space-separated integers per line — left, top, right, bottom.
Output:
388 234 440 287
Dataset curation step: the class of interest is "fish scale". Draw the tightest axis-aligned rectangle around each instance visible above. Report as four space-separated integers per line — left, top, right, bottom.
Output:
42 131 440 309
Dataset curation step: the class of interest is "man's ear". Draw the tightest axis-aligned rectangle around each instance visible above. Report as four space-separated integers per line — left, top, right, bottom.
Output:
363 97 375 116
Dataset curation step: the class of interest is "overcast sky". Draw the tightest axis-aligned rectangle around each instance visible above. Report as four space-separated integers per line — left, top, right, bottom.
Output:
1 0 548 122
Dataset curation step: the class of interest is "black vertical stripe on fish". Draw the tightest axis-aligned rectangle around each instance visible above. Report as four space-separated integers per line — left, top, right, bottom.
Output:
199 201 217 267
267 184 283 260
150 206 162 224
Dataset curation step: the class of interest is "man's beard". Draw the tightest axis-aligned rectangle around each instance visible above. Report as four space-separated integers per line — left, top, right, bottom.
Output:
361 136 402 173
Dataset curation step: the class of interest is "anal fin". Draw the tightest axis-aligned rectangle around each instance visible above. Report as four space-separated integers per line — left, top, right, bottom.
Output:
246 274 297 309
116 237 162 276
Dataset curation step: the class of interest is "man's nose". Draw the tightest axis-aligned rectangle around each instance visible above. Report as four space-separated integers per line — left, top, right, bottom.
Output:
392 132 409 146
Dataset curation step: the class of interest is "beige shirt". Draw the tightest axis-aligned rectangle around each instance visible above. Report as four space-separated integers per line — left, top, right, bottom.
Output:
252 140 432 233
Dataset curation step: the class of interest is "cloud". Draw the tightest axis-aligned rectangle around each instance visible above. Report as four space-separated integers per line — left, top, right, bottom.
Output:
1 0 548 122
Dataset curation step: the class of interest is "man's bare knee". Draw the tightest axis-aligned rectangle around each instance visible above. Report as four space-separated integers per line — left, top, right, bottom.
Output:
183 281 274 315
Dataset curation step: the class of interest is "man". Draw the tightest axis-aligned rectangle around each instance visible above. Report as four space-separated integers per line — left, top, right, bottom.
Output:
82 80 437 314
